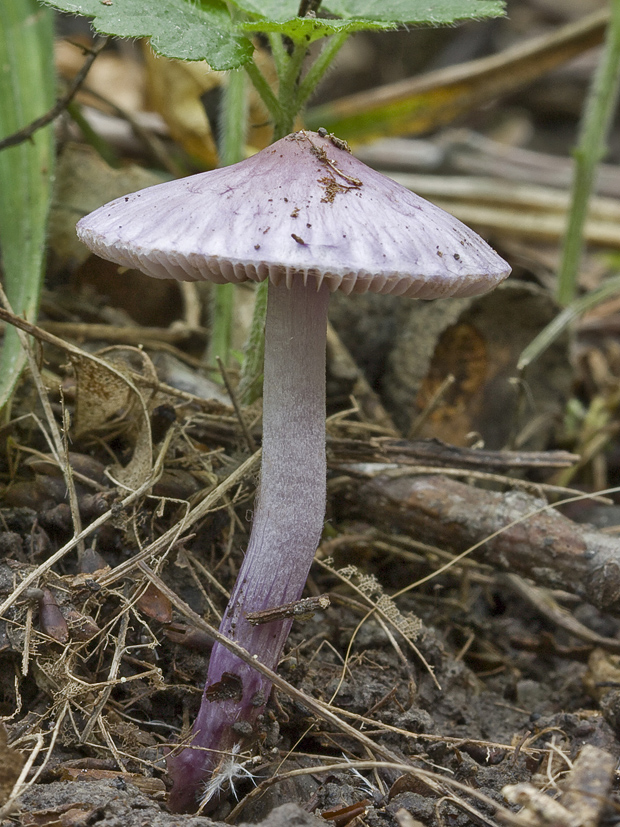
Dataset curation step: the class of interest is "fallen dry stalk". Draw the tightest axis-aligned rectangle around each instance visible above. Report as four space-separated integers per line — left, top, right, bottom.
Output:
307 8 609 140
337 473 620 613
387 173 620 247
432 202 620 247
33 320 205 346
328 436 578 472
388 173 620 221
503 573 620 653
334 462 600 502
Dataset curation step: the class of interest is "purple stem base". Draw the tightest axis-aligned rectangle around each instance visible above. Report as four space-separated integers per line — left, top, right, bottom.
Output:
168 279 330 812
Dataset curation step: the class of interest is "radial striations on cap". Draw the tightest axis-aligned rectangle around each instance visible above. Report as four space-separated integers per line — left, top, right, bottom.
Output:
77 130 511 300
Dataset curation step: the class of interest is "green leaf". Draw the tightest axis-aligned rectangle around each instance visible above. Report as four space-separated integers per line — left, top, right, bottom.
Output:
242 16 396 39
234 0 504 23
323 0 506 25
0 0 55 410
234 0 393 38
237 0 504 38
230 0 302 17
38 0 253 69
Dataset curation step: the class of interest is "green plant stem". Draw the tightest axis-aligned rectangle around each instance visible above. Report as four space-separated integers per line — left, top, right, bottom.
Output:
238 29 351 403
267 32 289 78
244 58 282 123
236 53 282 402
208 69 248 373
67 101 119 167
296 30 349 111
238 278 269 405
218 68 247 166
557 0 620 306
274 38 309 138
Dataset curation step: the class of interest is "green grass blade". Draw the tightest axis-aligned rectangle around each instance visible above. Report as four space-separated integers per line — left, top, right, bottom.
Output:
518 272 620 372
556 1 620 305
0 0 55 410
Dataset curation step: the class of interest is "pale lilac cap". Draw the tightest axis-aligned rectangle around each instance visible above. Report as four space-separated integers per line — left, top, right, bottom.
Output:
77 130 511 299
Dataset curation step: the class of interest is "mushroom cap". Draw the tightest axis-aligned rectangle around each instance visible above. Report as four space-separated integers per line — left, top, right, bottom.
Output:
77 130 510 299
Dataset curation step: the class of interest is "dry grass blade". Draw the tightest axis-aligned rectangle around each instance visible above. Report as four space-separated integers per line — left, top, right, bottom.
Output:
225 759 528 826
503 573 620 653
138 564 406 769
315 558 438 689
427 202 620 247
79 610 130 744
0 733 44 818
97 449 261 587
387 173 620 221
0 299 153 489
445 129 620 199
0 285 84 552
0 432 171 617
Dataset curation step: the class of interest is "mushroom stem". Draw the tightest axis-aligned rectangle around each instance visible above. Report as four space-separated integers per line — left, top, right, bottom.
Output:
168 278 330 812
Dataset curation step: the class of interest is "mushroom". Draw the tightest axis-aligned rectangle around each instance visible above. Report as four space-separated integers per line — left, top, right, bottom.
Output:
77 129 511 811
